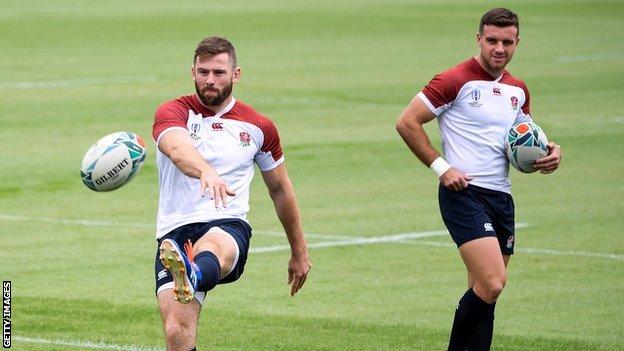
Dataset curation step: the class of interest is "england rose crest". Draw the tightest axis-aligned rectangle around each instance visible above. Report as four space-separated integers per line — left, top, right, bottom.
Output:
510 96 518 110
239 131 251 147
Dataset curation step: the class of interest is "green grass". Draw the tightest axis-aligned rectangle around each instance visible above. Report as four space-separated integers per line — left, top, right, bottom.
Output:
1 0 623 350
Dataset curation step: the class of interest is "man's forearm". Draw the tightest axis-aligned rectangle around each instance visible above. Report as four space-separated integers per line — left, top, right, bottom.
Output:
270 186 307 254
396 120 440 167
159 130 217 179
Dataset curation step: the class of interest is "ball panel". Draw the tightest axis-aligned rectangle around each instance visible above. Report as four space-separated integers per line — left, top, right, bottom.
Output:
89 145 133 191
510 145 547 173
516 123 529 134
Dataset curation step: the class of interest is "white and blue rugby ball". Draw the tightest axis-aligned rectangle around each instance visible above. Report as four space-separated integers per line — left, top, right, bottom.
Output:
81 131 147 191
505 121 548 173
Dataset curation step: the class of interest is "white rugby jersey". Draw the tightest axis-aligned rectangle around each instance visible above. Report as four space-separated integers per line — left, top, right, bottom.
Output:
418 58 532 194
152 95 284 239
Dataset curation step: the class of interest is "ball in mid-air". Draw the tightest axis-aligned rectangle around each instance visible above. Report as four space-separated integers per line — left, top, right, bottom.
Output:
81 131 147 191
506 121 548 173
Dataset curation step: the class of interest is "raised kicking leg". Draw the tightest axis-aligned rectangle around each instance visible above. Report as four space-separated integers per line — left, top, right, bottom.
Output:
158 227 239 349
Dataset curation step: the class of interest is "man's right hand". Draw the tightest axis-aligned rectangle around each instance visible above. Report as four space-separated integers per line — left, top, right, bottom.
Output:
440 168 473 192
200 170 236 208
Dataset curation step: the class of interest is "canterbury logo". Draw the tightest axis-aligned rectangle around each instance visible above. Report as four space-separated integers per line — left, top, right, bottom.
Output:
211 123 224 131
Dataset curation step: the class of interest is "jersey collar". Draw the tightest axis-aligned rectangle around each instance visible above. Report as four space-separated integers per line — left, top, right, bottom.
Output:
471 57 506 82
193 94 237 118
212 97 236 119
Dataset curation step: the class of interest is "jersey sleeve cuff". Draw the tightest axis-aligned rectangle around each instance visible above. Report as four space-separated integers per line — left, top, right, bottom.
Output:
417 92 442 116
258 155 285 172
155 126 188 144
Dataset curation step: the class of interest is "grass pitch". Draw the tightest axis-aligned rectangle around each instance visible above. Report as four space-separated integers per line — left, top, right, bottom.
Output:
1 1 623 350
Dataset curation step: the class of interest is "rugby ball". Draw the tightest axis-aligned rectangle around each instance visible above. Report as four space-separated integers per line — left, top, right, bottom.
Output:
80 131 147 191
505 121 548 173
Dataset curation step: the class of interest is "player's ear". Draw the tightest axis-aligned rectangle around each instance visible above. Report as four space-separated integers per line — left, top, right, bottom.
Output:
191 65 196 81
232 67 242 83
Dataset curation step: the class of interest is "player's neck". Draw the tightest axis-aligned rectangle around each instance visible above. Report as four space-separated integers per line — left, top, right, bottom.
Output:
474 55 503 79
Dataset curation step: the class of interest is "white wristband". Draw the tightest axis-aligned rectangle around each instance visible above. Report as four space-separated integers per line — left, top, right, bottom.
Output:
430 157 451 177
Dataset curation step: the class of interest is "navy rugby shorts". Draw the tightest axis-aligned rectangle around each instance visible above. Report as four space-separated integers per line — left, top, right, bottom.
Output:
438 184 515 255
154 218 252 301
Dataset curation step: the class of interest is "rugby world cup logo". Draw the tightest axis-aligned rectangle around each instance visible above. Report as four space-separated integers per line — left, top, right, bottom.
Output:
187 111 203 140
239 131 251 147
189 122 201 140
469 89 482 108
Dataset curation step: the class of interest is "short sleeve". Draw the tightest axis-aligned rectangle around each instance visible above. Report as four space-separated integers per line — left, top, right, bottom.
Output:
152 101 188 142
419 71 460 115
254 119 284 172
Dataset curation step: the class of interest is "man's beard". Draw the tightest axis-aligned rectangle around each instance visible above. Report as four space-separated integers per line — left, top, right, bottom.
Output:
195 81 233 106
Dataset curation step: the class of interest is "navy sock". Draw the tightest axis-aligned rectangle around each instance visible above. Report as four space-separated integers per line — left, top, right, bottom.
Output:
467 302 496 351
447 288 491 351
194 251 220 292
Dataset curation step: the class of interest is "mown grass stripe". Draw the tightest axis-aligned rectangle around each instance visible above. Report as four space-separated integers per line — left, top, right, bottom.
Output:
0 76 158 90
13 335 163 351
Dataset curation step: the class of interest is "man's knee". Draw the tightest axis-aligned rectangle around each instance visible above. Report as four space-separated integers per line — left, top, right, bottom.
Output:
163 316 194 343
486 280 505 300
479 275 507 301
195 232 237 275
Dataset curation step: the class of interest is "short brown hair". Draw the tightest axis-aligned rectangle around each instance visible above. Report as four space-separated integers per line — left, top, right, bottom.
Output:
479 8 519 36
194 36 237 67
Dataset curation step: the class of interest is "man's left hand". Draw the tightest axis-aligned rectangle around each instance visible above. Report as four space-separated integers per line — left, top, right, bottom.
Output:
288 252 312 296
533 142 562 174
